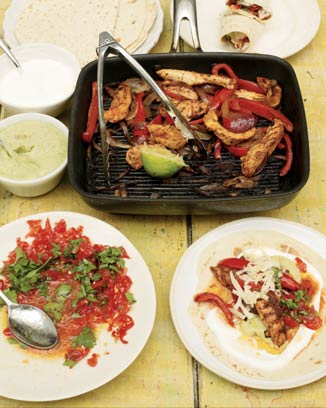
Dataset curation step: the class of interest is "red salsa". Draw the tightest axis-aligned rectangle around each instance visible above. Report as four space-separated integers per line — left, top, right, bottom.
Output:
0 218 136 368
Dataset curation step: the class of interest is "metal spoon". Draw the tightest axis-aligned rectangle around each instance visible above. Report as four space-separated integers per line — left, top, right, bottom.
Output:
0 38 21 69
0 289 58 349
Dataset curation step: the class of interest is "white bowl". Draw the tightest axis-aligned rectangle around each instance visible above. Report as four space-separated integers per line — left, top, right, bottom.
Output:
0 43 80 117
0 112 68 197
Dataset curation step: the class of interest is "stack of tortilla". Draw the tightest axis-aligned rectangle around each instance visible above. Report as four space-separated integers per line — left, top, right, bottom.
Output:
220 0 271 52
14 0 158 66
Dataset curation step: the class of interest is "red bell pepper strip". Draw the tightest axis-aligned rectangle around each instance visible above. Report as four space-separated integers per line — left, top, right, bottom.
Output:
210 88 235 110
295 257 307 273
82 82 99 143
218 257 249 269
189 117 204 125
279 133 293 176
132 92 149 139
224 145 248 157
134 92 147 122
232 98 294 132
150 113 163 125
211 63 264 94
237 78 265 94
280 273 301 291
194 292 234 327
211 63 237 79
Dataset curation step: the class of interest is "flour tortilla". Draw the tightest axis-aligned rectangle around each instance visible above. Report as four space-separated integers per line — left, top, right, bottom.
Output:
220 12 263 52
228 0 272 22
113 0 157 53
14 0 157 66
191 229 326 380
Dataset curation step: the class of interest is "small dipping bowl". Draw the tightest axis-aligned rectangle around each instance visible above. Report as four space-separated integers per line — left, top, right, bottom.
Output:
0 43 80 117
0 112 68 197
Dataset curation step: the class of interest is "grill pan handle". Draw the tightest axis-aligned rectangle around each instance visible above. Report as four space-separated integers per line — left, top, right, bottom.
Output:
97 31 207 183
170 0 202 53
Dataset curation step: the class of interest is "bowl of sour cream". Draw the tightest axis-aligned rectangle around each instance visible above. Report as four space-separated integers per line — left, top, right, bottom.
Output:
0 43 80 117
0 112 68 197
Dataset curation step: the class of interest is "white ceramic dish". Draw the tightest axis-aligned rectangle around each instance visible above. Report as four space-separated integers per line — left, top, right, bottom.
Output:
0 43 80 117
0 112 68 197
170 217 326 390
171 0 320 58
3 0 163 60
0 211 156 401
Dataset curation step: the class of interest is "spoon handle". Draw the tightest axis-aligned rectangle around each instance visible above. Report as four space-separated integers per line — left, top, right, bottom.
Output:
0 38 21 69
0 289 13 306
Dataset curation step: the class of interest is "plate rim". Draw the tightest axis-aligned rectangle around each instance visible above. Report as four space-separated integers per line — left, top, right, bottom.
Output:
170 216 326 390
0 211 156 401
171 0 321 58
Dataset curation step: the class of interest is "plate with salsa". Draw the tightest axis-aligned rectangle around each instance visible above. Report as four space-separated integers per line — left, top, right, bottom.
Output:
0 211 156 401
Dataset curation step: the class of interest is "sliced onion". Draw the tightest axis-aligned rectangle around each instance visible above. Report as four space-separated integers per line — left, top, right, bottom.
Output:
124 78 151 93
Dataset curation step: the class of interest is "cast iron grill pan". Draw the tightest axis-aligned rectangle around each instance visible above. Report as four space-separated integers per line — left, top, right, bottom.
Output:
68 53 309 214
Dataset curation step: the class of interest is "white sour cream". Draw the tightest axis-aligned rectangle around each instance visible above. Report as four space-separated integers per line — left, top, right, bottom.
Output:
0 59 75 107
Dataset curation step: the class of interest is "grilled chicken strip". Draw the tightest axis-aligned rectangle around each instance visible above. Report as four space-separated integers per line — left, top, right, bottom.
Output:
162 81 199 100
210 264 240 291
241 119 284 177
104 82 132 123
125 145 144 170
255 291 287 347
174 100 209 121
203 110 256 145
257 77 282 108
156 69 237 89
234 89 267 102
147 124 187 150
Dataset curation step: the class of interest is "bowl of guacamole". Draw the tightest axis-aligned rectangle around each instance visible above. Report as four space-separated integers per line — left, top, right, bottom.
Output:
0 112 68 197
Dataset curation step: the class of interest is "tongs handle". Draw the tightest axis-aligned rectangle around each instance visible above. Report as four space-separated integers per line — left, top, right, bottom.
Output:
170 0 202 53
97 32 206 165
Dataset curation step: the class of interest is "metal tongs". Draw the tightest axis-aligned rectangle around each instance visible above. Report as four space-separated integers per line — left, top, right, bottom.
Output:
97 31 206 184
170 0 202 53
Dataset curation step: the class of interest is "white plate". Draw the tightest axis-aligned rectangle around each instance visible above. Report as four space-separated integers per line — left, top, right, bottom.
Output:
170 217 326 390
174 0 320 58
3 0 163 58
0 211 156 401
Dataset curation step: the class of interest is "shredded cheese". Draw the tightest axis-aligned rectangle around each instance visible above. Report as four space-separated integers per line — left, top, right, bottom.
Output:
230 256 278 320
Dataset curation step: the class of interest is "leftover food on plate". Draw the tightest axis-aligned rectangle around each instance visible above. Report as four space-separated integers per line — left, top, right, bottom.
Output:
0 218 135 368
190 230 326 378
13 0 158 66
83 62 293 195
221 0 272 52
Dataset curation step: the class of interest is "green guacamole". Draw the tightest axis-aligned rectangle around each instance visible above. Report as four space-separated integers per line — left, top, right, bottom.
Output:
0 120 67 180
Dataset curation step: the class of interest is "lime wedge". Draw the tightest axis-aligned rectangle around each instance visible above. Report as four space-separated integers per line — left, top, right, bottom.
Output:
141 145 186 178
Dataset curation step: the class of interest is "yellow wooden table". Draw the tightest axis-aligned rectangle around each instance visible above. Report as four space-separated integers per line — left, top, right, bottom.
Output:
0 0 325 407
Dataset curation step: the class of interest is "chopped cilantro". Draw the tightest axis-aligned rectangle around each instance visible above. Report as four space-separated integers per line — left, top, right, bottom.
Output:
125 292 136 303
96 247 125 275
63 238 85 257
44 302 64 321
63 359 77 368
51 242 62 257
280 298 298 310
56 283 72 299
72 326 96 349
272 267 282 291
